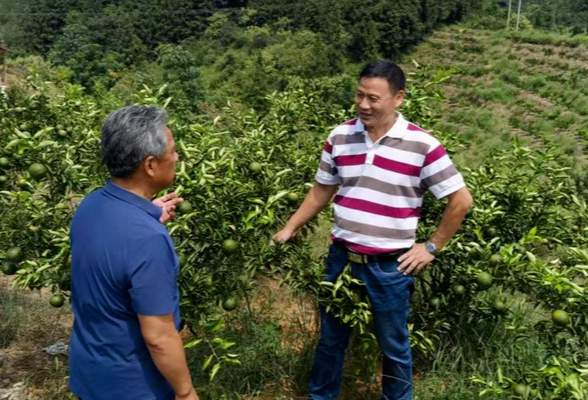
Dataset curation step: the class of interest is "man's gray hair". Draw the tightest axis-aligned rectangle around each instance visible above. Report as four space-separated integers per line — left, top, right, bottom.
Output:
101 106 168 178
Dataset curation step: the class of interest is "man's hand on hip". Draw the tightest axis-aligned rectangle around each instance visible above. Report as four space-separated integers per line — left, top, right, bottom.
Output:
397 243 435 276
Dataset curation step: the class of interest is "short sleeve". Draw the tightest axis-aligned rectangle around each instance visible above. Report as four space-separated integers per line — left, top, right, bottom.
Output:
420 141 466 199
315 137 340 185
128 234 178 316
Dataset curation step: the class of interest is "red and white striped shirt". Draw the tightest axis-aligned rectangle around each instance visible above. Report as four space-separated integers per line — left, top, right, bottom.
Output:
315 113 465 255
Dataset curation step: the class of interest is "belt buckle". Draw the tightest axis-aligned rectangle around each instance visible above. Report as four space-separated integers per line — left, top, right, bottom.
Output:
348 252 368 264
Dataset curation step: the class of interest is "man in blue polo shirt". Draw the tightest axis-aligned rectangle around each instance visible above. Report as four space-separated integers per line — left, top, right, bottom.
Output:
69 106 199 400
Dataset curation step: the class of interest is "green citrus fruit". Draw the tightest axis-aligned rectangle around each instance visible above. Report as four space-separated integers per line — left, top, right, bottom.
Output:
203 277 213 287
493 300 508 314
221 239 238 254
28 163 48 181
486 227 497 236
286 192 299 204
0 157 9 168
1 261 17 275
452 284 466 296
49 294 65 308
430 298 441 308
248 162 262 174
222 297 238 311
0 175 8 184
513 384 528 396
57 129 68 137
476 272 493 290
552 309 570 326
17 178 27 187
6 247 24 263
177 201 193 214
489 254 501 266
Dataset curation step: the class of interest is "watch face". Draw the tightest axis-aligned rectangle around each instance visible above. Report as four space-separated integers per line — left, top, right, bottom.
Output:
426 242 436 253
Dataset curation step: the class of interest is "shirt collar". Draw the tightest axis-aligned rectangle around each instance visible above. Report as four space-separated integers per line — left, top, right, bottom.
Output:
355 112 407 139
104 180 163 221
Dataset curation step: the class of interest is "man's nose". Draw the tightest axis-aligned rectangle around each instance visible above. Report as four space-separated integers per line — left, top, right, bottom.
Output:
358 97 370 110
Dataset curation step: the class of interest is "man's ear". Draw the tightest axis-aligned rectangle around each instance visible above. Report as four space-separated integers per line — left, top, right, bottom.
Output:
143 155 156 177
395 90 405 108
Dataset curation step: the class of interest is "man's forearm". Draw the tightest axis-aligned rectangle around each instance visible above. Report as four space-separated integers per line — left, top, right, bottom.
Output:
146 332 194 397
429 188 473 250
284 183 337 232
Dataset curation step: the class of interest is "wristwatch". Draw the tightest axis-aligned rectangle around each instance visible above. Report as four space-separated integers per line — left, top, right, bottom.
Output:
425 240 438 255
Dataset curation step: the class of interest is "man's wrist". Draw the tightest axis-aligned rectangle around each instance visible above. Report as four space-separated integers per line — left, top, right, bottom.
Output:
176 386 195 399
425 240 438 255
284 223 299 234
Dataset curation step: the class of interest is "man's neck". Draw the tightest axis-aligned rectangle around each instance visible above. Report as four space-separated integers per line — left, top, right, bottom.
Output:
366 112 398 142
111 177 157 200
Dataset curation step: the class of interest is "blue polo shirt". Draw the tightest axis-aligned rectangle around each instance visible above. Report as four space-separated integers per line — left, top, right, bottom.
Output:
69 180 180 400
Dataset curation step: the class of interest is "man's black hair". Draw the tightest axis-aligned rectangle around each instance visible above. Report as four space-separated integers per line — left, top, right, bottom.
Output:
359 61 406 93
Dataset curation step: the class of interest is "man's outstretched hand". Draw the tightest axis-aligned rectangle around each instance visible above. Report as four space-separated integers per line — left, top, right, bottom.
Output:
153 192 184 223
271 227 296 244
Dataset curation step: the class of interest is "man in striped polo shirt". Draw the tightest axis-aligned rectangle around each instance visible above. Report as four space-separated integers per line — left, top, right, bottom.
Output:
274 60 473 400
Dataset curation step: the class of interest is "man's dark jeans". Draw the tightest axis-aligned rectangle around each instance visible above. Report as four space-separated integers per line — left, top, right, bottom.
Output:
309 241 415 400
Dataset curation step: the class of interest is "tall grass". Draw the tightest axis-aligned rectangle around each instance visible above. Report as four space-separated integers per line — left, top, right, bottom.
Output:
0 283 72 399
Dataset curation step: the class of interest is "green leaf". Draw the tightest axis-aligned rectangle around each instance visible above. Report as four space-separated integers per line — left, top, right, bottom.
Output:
201 355 214 372
209 363 221 381
183 338 202 349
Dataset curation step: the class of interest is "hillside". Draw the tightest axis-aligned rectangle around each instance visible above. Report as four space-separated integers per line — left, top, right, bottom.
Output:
407 25 588 174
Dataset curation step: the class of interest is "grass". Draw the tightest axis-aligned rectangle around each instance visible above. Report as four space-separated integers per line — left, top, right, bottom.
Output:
404 23 588 176
0 280 70 348
506 30 588 48
188 283 319 399
0 279 72 399
0 274 554 400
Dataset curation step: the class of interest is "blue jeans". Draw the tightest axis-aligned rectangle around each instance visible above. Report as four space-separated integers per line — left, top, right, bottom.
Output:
309 241 415 400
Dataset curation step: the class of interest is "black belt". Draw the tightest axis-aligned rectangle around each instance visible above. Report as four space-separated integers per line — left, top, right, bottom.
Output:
336 241 408 264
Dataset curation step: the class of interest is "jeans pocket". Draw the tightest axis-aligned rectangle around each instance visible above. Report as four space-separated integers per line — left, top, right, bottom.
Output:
373 260 402 277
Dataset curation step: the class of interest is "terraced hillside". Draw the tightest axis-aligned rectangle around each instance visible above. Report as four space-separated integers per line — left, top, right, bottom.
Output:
407 26 588 172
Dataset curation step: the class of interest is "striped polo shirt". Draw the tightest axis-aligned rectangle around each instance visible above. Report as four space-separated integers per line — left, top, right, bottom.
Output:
315 112 465 255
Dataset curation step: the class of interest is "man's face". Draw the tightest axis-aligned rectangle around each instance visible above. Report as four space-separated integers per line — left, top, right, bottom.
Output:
354 77 404 129
152 126 179 189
